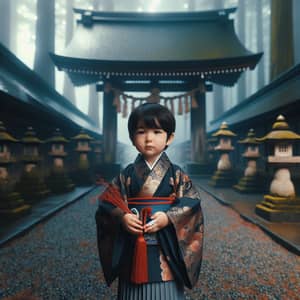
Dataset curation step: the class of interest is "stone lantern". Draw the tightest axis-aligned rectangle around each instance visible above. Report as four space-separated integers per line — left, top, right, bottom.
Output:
72 129 94 185
47 128 74 193
206 136 218 174
234 129 263 193
210 122 237 187
255 115 300 221
16 127 50 203
0 121 30 218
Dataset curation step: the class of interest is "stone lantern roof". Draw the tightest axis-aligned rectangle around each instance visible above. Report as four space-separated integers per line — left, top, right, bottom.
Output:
72 129 94 141
47 129 69 143
20 127 43 164
238 129 260 158
257 115 300 141
47 129 69 158
0 121 18 143
238 128 260 144
20 127 43 144
212 122 236 137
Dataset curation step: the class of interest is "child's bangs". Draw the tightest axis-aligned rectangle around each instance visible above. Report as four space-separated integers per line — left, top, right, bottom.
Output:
139 115 162 129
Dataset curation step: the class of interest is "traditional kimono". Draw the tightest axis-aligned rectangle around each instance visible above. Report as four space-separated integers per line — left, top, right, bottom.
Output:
96 152 204 300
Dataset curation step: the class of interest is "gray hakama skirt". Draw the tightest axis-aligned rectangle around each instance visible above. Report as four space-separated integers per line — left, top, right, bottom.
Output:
117 280 185 300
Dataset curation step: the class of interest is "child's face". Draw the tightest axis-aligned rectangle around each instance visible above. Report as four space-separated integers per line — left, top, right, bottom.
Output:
133 123 174 165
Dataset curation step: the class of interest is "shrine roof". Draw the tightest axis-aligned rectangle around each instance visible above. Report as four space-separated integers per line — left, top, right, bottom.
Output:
0 43 99 136
51 7 262 87
208 64 300 133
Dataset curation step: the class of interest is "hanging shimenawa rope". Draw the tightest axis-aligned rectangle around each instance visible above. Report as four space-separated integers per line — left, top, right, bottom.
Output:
104 83 205 117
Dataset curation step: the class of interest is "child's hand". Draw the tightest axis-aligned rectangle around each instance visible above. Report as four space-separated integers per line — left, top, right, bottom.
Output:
144 212 169 233
122 213 143 235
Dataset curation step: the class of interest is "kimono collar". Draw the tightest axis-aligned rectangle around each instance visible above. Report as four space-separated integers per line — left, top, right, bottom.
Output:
144 152 163 170
134 152 171 197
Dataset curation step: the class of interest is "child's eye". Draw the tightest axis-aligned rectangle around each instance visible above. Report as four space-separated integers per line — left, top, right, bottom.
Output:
136 129 145 135
154 129 163 134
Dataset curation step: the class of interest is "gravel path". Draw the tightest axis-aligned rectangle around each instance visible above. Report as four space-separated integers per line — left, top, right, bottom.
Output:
0 186 299 300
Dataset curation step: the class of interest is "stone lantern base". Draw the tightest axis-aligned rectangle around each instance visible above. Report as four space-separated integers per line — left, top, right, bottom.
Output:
0 187 31 220
16 169 50 203
255 194 300 222
234 175 265 193
210 169 236 187
47 167 75 194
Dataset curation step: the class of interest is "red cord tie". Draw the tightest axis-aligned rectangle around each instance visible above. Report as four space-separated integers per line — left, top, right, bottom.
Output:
99 186 174 284
131 207 152 284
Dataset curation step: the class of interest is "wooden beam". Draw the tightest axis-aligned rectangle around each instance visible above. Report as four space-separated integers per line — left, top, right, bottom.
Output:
96 80 212 93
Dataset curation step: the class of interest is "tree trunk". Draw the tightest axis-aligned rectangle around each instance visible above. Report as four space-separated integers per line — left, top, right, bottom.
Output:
98 0 114 10
63 0 76 104
87 0 103 128
212 0 224 119
294 0 300 64
237 0 246 102
34 0 55 88
270 0 294 80
9 0 18 53
0 1 11 49
246 0 257 95
256 0 265 89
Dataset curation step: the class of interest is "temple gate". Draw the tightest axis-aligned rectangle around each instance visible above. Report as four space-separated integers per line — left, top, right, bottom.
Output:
51 8 262 177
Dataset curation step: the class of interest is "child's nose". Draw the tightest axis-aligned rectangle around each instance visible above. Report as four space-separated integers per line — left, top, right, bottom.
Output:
145 132 153 141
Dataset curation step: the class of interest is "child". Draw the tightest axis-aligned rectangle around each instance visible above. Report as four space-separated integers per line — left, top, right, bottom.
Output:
96 103 204 300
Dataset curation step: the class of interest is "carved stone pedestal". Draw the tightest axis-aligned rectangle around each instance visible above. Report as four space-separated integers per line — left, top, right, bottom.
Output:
210 169 235 187
234 174 264 193
256 195 300 222
0 182 31 220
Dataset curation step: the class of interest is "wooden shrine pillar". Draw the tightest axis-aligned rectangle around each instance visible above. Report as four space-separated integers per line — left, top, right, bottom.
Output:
101 82 120 179
186 82 209 175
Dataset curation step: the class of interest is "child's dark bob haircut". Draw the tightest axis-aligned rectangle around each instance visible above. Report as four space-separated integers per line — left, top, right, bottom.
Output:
128 103 176 142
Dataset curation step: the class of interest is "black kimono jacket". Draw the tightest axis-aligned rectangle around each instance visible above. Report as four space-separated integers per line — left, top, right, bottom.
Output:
96 152 204 288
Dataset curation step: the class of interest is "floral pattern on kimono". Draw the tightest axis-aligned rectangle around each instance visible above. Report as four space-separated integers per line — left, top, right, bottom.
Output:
96 152 204 288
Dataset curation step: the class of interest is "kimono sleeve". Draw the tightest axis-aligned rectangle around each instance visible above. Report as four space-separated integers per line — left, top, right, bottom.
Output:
95 176 128 286
162 168 204 288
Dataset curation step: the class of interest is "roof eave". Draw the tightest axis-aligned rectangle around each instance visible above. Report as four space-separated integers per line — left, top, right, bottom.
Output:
51 52 262 86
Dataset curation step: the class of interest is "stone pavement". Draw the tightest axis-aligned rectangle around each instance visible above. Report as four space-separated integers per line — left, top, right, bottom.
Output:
0 185 299 299
0 186 96 247
193 176 300 255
